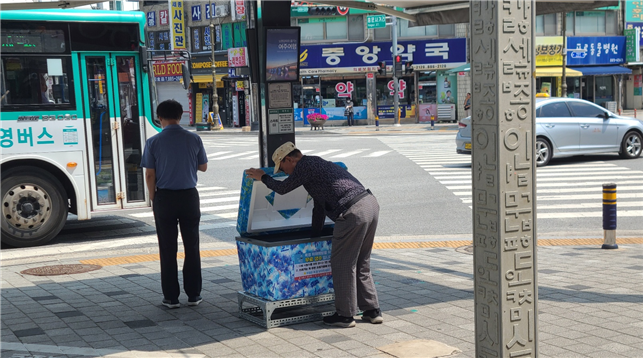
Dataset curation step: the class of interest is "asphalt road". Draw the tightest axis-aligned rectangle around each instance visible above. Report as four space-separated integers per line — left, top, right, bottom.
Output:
4 129 642 257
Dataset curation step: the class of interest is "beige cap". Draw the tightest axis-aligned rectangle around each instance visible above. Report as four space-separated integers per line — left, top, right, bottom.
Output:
272 141 297 174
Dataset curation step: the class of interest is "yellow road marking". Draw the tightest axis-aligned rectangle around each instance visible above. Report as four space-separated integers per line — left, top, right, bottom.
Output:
79 237 643 267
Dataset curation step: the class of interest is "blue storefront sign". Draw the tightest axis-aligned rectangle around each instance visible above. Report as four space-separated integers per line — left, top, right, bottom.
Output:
295 107 367 123
147 11 156 27
566 36 626 65
299 38 467 74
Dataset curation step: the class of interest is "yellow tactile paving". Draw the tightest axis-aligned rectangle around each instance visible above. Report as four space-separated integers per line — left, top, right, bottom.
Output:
79 237 643 267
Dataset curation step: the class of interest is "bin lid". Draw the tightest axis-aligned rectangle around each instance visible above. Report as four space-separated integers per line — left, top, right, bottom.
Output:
236 163 346 238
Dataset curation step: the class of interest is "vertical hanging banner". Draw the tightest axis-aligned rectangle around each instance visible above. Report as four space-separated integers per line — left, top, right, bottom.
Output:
222 23 233 50
231 0 246 21
169 1 185 50
625 28 641 63
471 0 537 357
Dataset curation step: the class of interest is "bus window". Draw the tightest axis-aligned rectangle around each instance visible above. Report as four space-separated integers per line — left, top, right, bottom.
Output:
0 56 74 109
116 56 145 202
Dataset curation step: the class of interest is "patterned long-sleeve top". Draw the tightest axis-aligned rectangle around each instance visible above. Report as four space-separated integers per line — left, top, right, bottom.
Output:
261 155 365 234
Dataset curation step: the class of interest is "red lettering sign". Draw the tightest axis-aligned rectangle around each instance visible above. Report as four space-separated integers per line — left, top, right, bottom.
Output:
335 81 354 98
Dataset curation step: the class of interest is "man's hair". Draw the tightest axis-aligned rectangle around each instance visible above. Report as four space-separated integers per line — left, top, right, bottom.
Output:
286 149 302 158
157 99 183 121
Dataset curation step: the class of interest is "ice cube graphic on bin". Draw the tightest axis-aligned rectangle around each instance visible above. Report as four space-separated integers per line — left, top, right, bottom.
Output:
236 164 346 301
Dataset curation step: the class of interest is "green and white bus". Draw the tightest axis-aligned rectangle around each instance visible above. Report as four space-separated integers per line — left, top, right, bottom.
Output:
1 9 162 247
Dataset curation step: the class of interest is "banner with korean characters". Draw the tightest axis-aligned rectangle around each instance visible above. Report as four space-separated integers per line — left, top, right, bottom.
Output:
565 36 626 66
169 1 186 50
625 28 641 63
1 120 83 153
299 38 466 74
230 0 246 21
228 47 249 67
535 36 563 66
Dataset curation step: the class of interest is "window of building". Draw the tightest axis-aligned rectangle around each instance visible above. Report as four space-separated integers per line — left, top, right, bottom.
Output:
535 14 557 36
148 30 171 55
374 25 391 41
375 75 415 106
565 11 617 36
348 15 364 41
296 17 348 42
397 19 455 39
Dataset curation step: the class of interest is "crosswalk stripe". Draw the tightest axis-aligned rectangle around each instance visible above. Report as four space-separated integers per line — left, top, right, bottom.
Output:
364 150 392 157
537 210 643 218
537 201 643 210
198 190 240 197
200 222 237 230
201 212 238 221
446 179 643 188
331 149 368 158
196 186 227 191
200 196 240 205
214 151 256 160
538 192 643 201
130 203 239 218
206 151 233 158
310 149 342 157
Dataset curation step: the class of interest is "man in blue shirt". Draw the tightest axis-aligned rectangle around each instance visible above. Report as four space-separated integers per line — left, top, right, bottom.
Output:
141 100 208 309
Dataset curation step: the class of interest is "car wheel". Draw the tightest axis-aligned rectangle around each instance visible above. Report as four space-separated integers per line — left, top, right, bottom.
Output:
535 138 552 167
1 167 68 248
619 131 642 159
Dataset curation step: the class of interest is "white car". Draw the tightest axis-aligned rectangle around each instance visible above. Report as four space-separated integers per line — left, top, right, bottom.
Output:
455 98 643 166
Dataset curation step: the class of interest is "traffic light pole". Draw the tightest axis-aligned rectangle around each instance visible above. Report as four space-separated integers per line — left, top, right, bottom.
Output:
392 16 400 127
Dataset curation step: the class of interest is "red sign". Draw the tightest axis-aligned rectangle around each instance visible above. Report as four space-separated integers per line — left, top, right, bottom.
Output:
367 73 374 79
159 10 169 26
337 6 349 15
152 62 183 76
335 81 354 98
228 47 248 67
387 79 406 98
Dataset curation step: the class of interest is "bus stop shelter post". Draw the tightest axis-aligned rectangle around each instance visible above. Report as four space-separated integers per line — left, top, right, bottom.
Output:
471 0 538 357
247 0 295 168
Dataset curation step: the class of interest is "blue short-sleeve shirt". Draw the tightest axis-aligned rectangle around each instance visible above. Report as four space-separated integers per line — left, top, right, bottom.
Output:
140 124 208 190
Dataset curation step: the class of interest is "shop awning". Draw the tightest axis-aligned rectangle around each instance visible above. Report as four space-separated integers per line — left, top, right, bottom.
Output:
568 66 632 76
535 67 583 77
191 74 226 83
446 63 470 74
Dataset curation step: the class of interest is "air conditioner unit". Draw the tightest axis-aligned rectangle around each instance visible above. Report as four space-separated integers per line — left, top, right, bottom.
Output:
215 4 229 17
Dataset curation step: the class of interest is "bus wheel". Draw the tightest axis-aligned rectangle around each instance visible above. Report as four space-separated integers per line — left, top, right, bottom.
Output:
1 167 68 248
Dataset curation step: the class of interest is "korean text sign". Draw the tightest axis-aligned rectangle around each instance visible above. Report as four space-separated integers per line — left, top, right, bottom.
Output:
299 38 466 71
169 1 185 50
566 36 626 65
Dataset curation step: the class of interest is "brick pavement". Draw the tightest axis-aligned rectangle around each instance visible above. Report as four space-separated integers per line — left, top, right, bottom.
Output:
2 239 643 358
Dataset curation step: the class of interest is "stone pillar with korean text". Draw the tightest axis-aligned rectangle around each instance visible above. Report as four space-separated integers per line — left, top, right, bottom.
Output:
470 0 538 357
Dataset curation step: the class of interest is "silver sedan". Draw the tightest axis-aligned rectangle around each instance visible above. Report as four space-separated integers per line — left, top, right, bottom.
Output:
455 98 643 166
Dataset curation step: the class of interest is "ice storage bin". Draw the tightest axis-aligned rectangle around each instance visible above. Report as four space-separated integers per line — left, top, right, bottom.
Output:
235 164 346 302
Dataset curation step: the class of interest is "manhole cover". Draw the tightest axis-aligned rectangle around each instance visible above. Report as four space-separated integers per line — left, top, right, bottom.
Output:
456 245 473 255
21 264 102 276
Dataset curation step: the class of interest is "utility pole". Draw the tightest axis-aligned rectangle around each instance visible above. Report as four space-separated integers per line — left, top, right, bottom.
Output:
392 16 400 127
209 1 220 129
561 12 567 98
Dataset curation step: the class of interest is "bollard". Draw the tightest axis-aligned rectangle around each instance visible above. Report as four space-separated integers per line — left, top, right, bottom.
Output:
375 116 379 131
602 183 618 249
618 108 622 116
430 115 435 130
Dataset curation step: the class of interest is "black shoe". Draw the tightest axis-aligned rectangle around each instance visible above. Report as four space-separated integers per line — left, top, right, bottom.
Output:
323 312 356 328
361 308 383 324
162 299 180 309
187 296 203 306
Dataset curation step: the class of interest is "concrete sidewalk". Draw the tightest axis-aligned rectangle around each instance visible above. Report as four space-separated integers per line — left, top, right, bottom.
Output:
2 236 643 358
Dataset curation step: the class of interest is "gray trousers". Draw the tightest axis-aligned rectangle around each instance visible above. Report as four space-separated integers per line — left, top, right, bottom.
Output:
331 193 380 317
